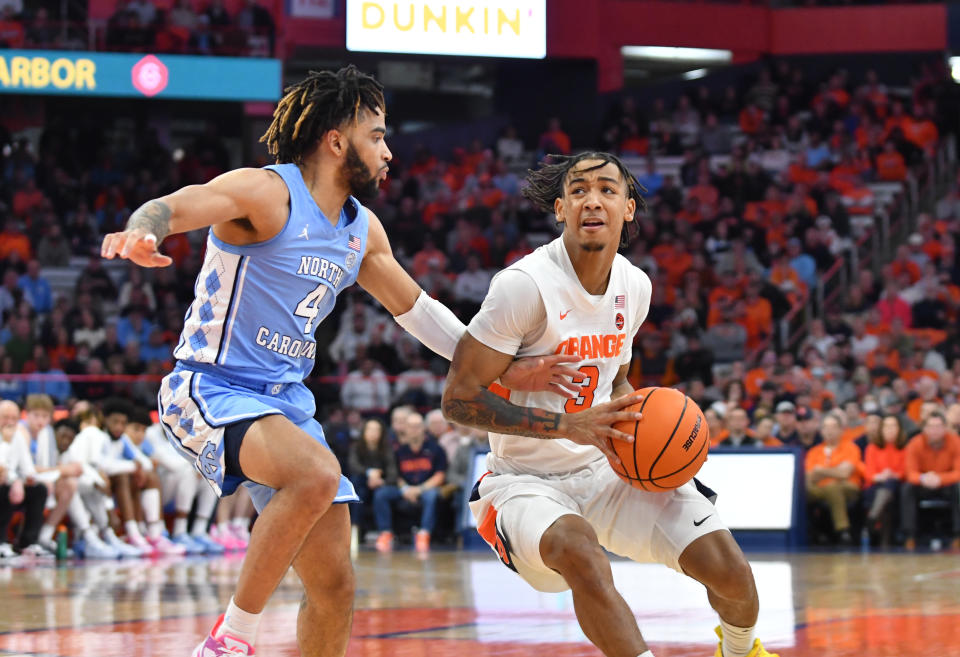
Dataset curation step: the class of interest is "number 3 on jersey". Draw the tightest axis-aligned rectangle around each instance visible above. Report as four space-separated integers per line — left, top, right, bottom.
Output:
295 283 329 333
565 365 600 413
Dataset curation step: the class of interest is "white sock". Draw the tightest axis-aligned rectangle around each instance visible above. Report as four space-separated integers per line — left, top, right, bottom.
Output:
39 524 55 545
173 517 188 536
218 596 261 646
192 485 217 536
125 520 143 539
142 489 161 523
83 527 99 542
638 651 655 657
720 619 755 657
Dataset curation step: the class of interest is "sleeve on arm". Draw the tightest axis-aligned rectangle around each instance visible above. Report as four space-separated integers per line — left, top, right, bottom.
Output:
466 269 545 356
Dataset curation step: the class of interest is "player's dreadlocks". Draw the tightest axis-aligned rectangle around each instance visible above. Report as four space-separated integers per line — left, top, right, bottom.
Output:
260 65 385 164
522 152 647 249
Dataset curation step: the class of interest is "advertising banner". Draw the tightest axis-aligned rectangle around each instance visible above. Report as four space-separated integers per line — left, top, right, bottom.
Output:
0 50 282 101
346 0 546 59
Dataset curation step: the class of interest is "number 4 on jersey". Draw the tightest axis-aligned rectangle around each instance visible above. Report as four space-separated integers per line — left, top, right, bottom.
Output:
295 283 329 333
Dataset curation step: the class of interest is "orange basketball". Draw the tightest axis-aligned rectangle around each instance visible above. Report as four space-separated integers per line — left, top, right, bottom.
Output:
608 386 710 490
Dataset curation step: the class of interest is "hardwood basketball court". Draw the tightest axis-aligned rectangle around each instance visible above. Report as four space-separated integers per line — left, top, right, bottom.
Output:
1 549 958 657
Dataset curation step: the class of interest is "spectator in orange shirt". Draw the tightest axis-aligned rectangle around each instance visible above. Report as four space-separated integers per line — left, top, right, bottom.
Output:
12 177 46 218
903 105 939 156
890 244 922 283
805 412 864 544
538 117 571 155
687 171 718 208
863 414 907 544
769 253 806 304
411 238 448 279
656 236 693 288
752 415 782 447
738 100 765 136
0 220 32 262
707 269 743 326
875 141 907 182
900 412 960 550
739 282 773 349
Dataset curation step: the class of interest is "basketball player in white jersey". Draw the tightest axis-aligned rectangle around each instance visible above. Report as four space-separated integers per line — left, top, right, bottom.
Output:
443 152 779 657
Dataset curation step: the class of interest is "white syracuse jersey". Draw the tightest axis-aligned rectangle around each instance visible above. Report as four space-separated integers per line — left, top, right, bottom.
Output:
466 237 652 476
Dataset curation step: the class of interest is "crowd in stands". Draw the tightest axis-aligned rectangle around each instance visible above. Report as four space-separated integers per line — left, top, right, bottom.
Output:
0 0 275 56
2 57 960 555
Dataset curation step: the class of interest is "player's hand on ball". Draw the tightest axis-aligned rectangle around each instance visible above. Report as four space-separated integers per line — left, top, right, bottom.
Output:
101 230 173 268
558 392 644 466
501 354 583 398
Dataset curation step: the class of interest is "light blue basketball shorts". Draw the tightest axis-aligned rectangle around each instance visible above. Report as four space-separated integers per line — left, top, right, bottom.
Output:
157 362 357 513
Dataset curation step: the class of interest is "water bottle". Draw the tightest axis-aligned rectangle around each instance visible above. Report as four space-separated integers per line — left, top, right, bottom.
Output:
56 526 68 560
860 527 870 552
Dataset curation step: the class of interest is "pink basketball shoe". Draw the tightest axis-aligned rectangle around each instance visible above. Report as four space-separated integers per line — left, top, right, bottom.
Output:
192 614 255 656
209 525 245 552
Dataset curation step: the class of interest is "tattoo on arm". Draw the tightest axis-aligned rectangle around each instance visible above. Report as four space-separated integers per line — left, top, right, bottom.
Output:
126 200 172 242
442 388 563 438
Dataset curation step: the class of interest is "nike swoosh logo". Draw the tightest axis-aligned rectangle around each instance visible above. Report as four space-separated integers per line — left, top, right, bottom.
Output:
693 515 712 527
560 309 572 320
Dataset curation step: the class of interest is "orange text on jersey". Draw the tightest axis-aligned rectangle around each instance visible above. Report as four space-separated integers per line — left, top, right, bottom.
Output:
555 334 626 359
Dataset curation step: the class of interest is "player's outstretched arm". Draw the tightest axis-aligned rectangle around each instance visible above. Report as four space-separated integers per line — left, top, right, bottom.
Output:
442 332 643 465
357 211 584 394
101 168 284 267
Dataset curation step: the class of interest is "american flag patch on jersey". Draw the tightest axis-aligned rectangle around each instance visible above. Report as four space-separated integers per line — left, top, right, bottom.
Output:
348 234 362 251
614 295 625 309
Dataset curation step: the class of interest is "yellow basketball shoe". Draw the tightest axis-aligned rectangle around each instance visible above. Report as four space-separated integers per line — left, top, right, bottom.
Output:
713 625 780 657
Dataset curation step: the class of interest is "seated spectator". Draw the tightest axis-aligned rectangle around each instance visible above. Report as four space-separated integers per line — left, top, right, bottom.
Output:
441 427 488 524
0 220 31 262
496 125 525 164
36 224 73 267
452 254 492 316
19 394 83 553
538 117 571 155
0 400 49 560
862 414 907 545
235 0 275 54
17 260 52 315
805 412 864 545
348 418 398 541
0 5 25 47
340 359 391 413
373 412 447 553
702 306 747 365
426 409 468 464
875 141 907 182
393 355 441 408
901 412 960 551
875 280 913 329
714 408 762 448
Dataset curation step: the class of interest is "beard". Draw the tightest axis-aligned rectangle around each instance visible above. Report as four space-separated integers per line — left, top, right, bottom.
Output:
342 141 380 203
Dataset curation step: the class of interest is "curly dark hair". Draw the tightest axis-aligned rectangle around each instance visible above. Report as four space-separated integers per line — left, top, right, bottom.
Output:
522 151 646 249
260 65 385 164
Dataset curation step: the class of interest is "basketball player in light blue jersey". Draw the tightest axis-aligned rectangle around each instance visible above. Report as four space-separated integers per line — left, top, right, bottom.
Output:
101 66 585 657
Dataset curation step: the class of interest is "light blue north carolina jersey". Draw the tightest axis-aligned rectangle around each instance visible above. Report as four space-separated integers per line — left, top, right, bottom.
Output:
172 163 369 383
